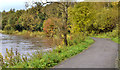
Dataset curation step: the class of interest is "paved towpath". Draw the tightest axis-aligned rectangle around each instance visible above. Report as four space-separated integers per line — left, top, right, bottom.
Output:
54 38 118 68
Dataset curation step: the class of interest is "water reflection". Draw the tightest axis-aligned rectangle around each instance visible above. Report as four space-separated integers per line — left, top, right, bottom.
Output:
0 33 53 57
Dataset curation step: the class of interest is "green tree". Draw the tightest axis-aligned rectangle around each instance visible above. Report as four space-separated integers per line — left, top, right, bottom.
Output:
68 3 91 37
91 8 118 33
41 1 75 46
42 3 62 18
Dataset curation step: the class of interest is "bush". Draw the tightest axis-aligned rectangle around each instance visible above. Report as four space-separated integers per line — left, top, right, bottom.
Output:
4 24 15 34
68 32 87 45
43 17 62 37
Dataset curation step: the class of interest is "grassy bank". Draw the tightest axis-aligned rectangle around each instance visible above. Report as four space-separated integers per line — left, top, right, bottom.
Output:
94 35 119 44
0 30 45 38
2 37 94 68
91 33 120 44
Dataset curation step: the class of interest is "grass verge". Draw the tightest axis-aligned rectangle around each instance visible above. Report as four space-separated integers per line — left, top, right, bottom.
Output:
92 34 120 44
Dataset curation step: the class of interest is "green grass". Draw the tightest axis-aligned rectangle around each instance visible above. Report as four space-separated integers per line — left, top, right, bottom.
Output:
2 37 94 68
92 33 120 44
111 37 120 44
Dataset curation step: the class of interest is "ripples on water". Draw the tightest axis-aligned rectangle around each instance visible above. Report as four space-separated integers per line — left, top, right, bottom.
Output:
0 33 53 57
0 33 2 55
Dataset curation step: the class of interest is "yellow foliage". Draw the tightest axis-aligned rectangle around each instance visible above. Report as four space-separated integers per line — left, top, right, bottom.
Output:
112 2 118 6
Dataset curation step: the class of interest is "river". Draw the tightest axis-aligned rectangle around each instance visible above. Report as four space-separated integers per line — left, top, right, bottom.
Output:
0 33 53 57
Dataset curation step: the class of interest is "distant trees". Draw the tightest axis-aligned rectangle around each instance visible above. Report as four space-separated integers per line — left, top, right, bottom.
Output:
92 8 118 33
42 3 62 18
69 2 118 33
69 3 91 34
9 9 15 13
2 2 45 32
15 13 42 31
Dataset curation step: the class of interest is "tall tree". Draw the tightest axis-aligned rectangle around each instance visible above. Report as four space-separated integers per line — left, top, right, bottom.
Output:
40 1 73 46
45 1 75 46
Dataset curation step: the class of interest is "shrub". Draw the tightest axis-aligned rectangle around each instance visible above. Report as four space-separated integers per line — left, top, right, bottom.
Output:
68 32 87 45
4 24 15 34
43 17 62 37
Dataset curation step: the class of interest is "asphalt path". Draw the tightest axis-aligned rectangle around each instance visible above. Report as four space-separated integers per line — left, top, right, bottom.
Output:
54 38 118 68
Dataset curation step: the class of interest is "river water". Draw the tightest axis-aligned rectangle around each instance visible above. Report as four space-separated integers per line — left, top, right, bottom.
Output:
0 33 53 57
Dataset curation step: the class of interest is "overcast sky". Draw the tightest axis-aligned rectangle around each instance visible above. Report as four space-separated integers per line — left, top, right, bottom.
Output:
0 0 84 12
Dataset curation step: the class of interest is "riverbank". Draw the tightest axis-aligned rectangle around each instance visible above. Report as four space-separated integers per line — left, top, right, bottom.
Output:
0 30 57 46
0 30 45 38
0 33 57 59
0 30 63 46
2 37 94 68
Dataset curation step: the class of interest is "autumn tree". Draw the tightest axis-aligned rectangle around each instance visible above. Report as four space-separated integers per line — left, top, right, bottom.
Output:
92 8 118 33
42 3 62 18
40 0 75 46
68 2 92 43
43 17 62 37
54 2 76 46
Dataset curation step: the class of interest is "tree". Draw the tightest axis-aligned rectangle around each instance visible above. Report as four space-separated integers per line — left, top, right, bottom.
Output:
68 2 92 42
42 3 62 18
4 24 14 31
92 8 118 33
52 2 75 46
40 1 75 46
25 2 29 9
9 8 15 13
43 17 62 37
2 17 8 30
16 13 42 31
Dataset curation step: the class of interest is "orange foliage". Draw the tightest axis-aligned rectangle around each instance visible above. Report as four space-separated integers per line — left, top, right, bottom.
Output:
43 17 60 37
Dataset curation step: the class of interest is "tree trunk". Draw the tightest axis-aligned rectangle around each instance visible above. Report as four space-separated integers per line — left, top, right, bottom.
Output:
63 3 68 46
64 33 68 46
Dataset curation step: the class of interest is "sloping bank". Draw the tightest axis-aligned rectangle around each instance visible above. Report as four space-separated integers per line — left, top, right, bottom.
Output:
2 37 94 68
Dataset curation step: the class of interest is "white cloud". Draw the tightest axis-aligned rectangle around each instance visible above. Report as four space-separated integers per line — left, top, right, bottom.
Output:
0 0 48 11
0 0 84 12
0 0 27 11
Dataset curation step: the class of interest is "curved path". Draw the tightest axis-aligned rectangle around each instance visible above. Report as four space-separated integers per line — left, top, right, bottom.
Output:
54 38 118 68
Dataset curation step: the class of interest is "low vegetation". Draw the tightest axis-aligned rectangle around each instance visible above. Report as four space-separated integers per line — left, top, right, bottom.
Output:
92 25 119 44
